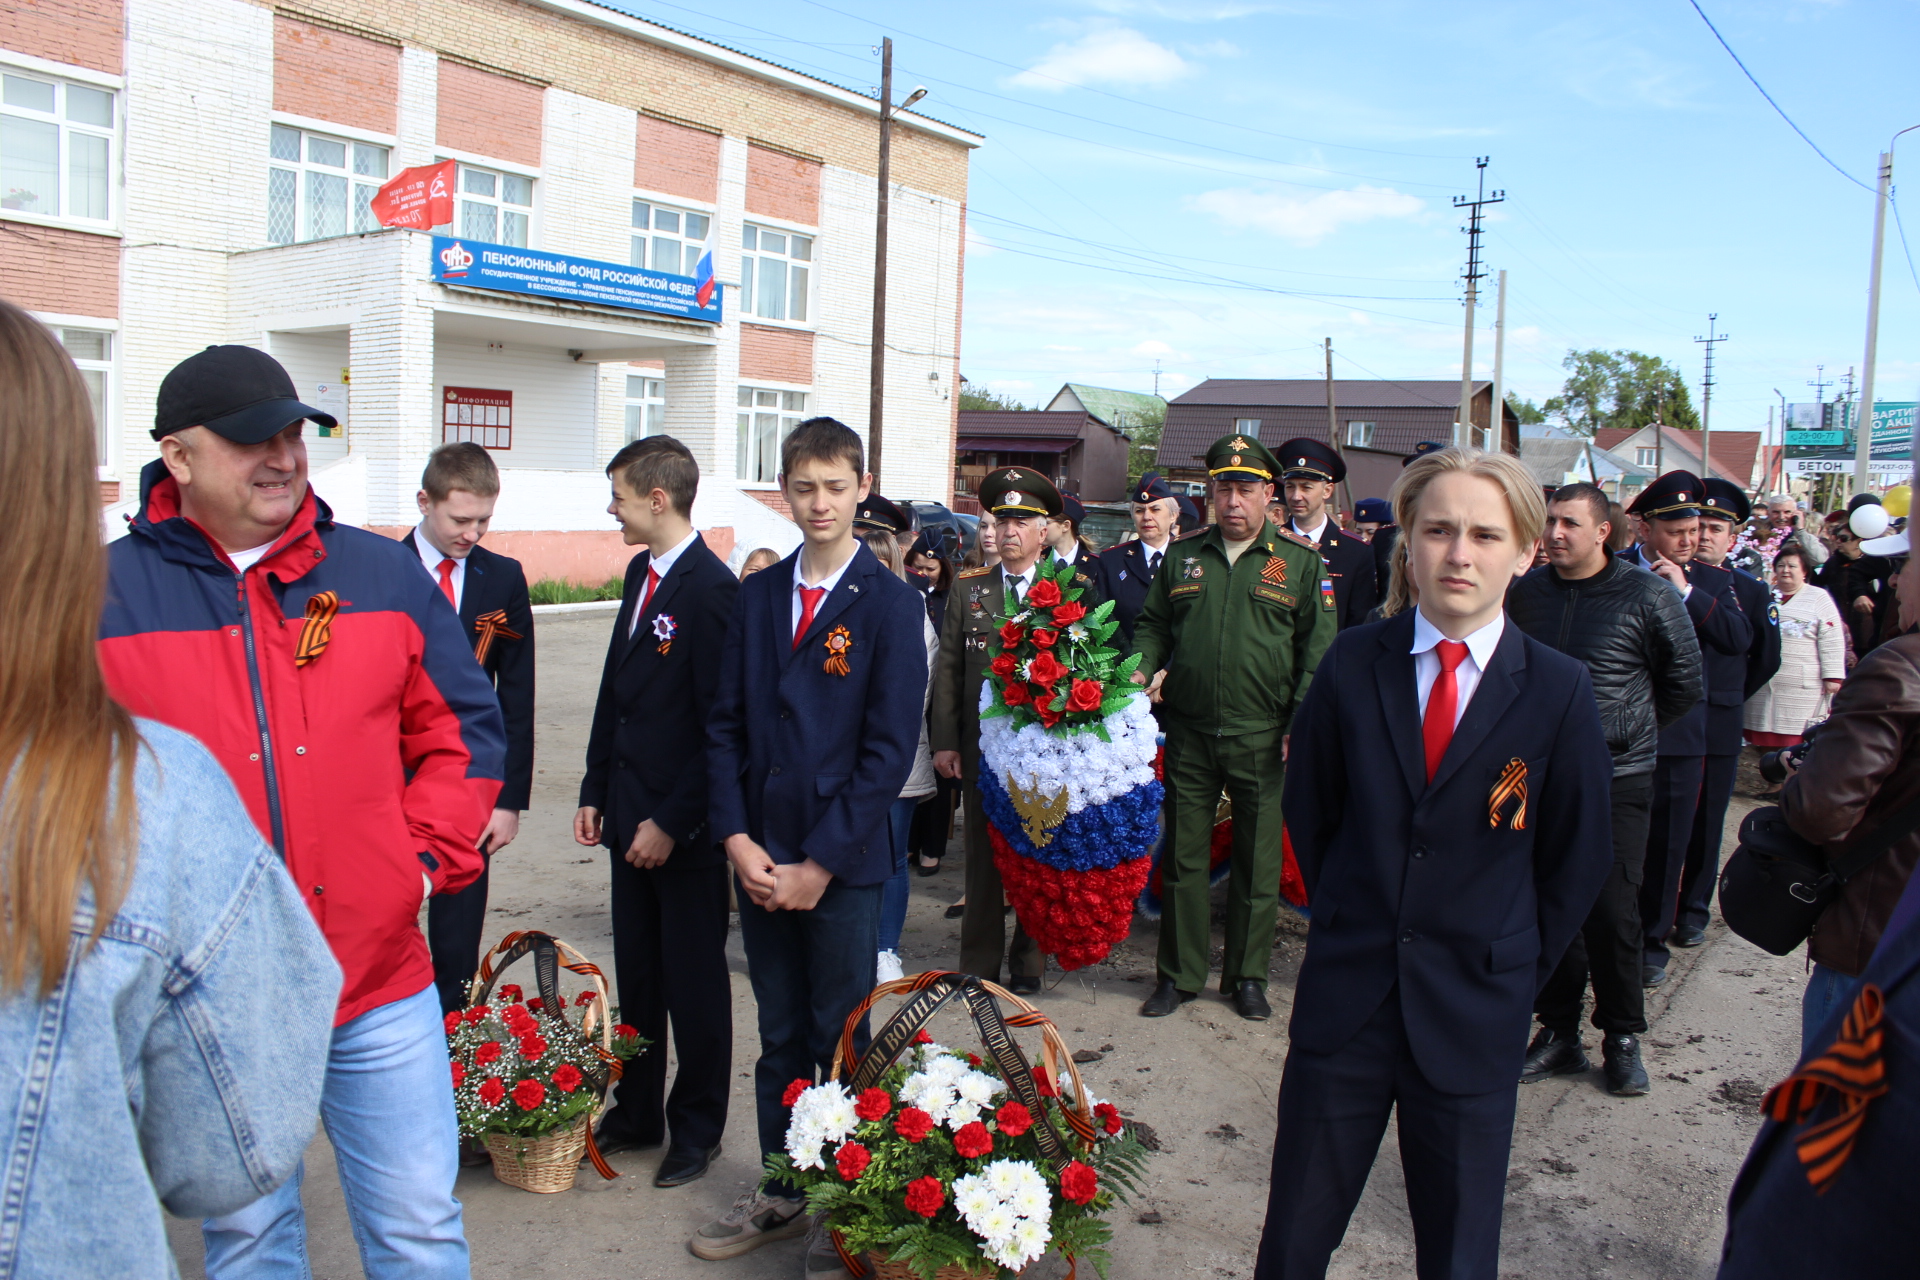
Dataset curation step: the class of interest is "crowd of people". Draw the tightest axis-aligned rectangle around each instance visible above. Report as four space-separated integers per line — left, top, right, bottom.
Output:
5 291 1920 1279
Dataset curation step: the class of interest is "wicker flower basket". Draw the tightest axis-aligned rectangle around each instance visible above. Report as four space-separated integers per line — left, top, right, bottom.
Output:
865 1259 995 1280
484 1111 593 1194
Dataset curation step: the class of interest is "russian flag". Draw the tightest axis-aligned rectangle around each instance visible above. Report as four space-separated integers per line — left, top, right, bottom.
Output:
694 244 716 309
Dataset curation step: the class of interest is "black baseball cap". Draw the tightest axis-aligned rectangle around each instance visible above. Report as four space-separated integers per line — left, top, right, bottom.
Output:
152 345 337 444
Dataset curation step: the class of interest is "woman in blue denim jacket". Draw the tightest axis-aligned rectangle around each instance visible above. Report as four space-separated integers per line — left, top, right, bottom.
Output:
0 300 339 1279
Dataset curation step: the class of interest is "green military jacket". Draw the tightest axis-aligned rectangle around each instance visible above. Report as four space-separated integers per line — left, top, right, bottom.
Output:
1130 520 1337 737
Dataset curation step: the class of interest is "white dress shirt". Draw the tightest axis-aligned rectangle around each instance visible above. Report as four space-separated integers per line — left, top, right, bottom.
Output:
412 526 466 612
1001 561 1038 604
1291 515 1331 546
629 528 700 637
1411 609 1505 730
1138 537 1169 578
791 545 858 641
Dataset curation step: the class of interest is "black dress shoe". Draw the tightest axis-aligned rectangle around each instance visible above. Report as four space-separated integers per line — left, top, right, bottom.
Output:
1642 964 1667 989
943 902 966 919
655 1140 722 1187
1231 980 1271 1021
1519 1027 1590 1083
1602 1034 1650 1097
1671 926 1706 948
915 856 942 878
1008 974 1041 996
1139 979 1196 1018
584 1123 662 1161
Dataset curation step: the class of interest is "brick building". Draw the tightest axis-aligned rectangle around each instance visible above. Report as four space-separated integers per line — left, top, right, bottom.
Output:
2 0 978 577
953 408 1130 503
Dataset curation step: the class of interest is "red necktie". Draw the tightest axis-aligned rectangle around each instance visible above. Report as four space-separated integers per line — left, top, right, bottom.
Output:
1422 639 1469 782
436 558 457 608
794 585 826 650
640 566 661 614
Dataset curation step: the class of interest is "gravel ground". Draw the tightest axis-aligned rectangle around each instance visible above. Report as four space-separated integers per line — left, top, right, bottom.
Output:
166 611 1805 1278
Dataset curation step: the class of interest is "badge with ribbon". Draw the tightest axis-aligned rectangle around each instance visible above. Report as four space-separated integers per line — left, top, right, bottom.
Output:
652 613 676 656
473 608 523 666
1260 556 1288 585
295 591 340 668
823 625 852 676
1489 758 1528 830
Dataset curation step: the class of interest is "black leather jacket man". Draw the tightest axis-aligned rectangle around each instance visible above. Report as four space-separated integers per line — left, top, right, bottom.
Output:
1506 556 1704 776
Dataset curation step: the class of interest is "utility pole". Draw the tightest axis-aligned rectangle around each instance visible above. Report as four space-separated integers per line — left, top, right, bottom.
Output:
1489 268 1508 452
1452 158 1503 446
1152 359 1162 398
1858 128 1919 493
1694 314 1727 485
866 41 928 489
1324 337 1351 518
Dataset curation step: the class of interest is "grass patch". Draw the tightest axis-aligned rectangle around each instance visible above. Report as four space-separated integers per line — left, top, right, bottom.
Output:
528 577 624 605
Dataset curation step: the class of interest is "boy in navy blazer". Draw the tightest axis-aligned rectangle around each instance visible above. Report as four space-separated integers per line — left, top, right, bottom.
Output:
1257 448 1614 1280
405 443 536 1017
575 436 737 1188
694 418 929 1263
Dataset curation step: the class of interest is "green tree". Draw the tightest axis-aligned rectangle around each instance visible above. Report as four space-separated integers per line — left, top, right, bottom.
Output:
958 380 1027 412
1542 349 1700 437
1125 401 1167 483
1505 393 1546 426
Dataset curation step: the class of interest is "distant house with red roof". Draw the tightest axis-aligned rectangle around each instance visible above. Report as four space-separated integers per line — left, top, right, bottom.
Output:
1591 426 1783 494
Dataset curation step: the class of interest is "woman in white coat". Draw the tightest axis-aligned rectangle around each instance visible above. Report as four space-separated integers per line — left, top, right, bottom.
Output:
1745 545 1846 753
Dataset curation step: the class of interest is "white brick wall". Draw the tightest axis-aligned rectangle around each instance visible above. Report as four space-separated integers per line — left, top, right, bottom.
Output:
540 88 635 265
395 45 438 170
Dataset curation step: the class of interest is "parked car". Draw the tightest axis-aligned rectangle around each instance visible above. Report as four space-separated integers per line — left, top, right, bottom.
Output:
906 500 968 559
1079 502 1134 553
953 513 979 556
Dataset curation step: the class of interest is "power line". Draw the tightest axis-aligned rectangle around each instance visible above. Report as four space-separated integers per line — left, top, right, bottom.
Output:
1683 0 1874 193
1893 191 1920 295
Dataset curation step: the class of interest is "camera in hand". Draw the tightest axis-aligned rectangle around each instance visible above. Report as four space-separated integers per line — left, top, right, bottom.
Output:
1759 719 1826 785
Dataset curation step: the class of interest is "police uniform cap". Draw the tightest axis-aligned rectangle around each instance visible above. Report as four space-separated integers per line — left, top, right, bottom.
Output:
977 466 1063 519
1206 432 1282 483
1627 470 1705 521
1698 478 1752 524
1402 440 1447 468
1132 470 1173 505
853 493 911 534
1060 494 1085 526
1274 437 1346 485
1354 497 1392 525
1173 494 1202 531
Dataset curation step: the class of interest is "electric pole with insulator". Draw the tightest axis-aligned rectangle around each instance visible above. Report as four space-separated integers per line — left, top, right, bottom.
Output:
1453 158 1503 446
1694 314 1727 486
868 37 927 490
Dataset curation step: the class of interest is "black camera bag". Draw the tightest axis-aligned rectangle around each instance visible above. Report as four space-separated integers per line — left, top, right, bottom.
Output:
1720 794 1920 956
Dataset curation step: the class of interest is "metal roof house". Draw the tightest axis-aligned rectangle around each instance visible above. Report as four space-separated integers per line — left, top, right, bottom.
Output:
1044 383 1167 433
954 409 1130 504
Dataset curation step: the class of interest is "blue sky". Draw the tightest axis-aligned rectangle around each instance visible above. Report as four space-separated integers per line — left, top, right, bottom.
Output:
612 0 1919 438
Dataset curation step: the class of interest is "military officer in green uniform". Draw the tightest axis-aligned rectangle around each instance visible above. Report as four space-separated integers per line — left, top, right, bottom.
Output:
932 467 1101 994
1130 433 1336 1021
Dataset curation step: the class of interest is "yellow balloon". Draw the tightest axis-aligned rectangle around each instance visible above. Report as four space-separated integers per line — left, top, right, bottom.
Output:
1885 485 1912 518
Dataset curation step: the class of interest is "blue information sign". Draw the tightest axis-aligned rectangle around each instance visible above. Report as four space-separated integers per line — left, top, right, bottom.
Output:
430 236 722 323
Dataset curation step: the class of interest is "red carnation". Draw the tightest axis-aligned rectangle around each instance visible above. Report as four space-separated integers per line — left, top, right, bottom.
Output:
966 1052 983 1067
478 1076 506 1107
464 1005 490 1024
443 1011 462 1036
782 1078 811 1109
1027 651 1067 688
835 1141 872 1181
512 1078 546 1111
1026 578 1062 608
1033 1069 1058 1098
894 1107 934 1143
952 1121 993 1159
552 1064 583 1094
995 1100 1033 1137
527 997 544 1012
904 1176 945 1218
518 1033 548 1060
1002 682 1031 707
498 984 523 1003
989 653 1017 678
575 990 598 1006
1060 1160 1098 1205
1094 1101 1123 1136
855 1088 892 1122
475 1040 502 1065
613 1023 639 1039
1052 601 1087 625
1030 628 1059 649
998 620 1026 647
1067 678 1104 713
450 1060 466 1088
913 1030 933 1045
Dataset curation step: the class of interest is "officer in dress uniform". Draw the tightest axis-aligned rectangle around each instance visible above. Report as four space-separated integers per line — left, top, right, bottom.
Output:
1673 478 1781 950
1094 470 1180 647
1274 437 1379 630
1354 496 1397 600
931 468 1100 994
1131 434 1335 1022
1048 493 1099 578
1617 471 1753 989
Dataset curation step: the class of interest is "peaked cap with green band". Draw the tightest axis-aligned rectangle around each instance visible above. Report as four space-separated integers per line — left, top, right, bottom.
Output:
978 466 1064 519
1205 433 1281 483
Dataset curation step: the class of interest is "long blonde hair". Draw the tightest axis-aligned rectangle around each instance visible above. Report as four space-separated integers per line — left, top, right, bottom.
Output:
0 299 138 996
1383 446 1544 619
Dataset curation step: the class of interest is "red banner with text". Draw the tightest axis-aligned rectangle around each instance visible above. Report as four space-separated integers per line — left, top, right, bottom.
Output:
370 160 456 231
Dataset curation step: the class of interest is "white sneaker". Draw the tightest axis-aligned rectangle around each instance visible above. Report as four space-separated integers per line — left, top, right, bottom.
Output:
876 950 904 984
688 1188 807 1260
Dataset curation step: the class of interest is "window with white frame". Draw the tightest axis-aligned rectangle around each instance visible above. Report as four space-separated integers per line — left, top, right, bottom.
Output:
267 124 389 244
50 325 112 462
1346 421 1376 448
1636 447 1658 467
1 71 114 223
740 224 811 323
625 374 664 441
1233 417 1260 433
737 386 807 483
452 164 531 246
632 201 710 276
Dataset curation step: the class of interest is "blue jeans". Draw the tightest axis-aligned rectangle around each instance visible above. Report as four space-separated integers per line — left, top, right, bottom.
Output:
880 796 919 954
203 984 468 1280
1801 962 1859 1056
736 877 881 1198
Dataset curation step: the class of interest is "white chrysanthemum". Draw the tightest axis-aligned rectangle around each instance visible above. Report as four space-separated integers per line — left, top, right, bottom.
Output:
1008 1179 1051 1218
979 688 1159 814
998 1219 1052 1269
974 1203 1017 1244
784 1082 859 1169
952 1175 995 1218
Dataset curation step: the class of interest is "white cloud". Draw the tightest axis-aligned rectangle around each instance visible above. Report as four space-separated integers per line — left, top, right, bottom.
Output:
1011 28 1191 91
1186 184 1425 246
1132 339 1175 357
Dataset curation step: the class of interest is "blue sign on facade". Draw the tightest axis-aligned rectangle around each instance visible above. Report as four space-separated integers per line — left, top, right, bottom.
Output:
430 236 723 324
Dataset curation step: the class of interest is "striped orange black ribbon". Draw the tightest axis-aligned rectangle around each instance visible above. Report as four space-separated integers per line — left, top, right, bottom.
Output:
1488 758 1527 830
294 591 339 667
1261 556 1288 584
472 608 522 666
823 626 852 676
1763 983 1888 1194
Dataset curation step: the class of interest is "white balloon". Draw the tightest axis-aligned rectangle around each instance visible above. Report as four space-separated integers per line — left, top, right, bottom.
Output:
1851 505 1891 538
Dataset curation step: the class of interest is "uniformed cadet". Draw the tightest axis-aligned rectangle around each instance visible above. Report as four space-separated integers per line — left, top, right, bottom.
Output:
1673 478 1781 950
1274 437 1380 630
853 492 911 538
1130 433 1336 1021
1617 471 1754 989
1354 496 1397 600
930 467 1100 993
1173 493 1204 538
1047 493 1099 578
1094 469 1180 647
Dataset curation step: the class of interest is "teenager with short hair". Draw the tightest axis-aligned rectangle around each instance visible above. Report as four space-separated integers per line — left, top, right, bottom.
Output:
1256 447 1613 1280
404 442 535 1016
576 436 738 1187
696 418 928 1266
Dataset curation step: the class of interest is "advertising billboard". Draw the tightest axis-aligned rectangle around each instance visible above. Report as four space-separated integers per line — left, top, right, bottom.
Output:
1783 400 1914 480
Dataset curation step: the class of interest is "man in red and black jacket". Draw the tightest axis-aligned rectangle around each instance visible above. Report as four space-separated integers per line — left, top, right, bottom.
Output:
98 345 505 1280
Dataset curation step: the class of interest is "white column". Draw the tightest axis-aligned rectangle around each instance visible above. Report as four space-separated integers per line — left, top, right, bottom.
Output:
709 134 749 481
395 46 438 170
348 234 438 524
